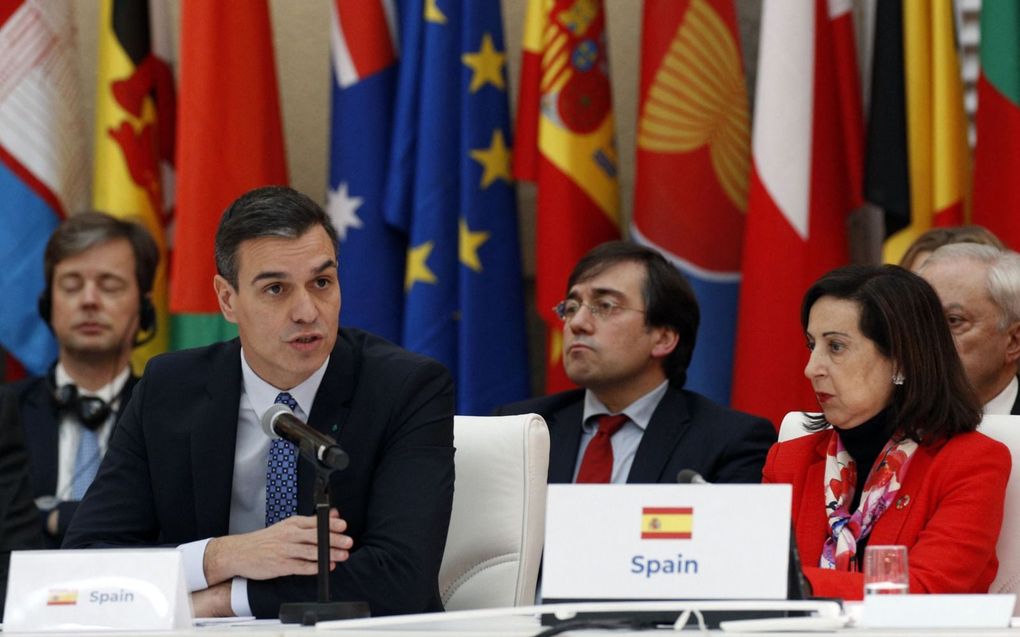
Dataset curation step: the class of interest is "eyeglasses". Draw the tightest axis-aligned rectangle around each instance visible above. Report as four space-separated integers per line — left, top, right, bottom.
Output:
553 298 646 322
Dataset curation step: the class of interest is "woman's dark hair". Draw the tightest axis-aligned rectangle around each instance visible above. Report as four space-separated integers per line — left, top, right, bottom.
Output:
800 264 980 444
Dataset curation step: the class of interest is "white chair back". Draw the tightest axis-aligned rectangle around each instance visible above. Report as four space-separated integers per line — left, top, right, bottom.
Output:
438 414 549 610
979 414 1020 611
778 411 822 442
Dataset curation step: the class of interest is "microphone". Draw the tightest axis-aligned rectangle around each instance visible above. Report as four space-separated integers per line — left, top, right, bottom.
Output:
261 404 349 471
675 468 812 599
676 468 709 484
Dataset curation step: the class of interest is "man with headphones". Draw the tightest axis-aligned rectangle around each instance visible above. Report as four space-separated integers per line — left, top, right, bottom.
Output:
9 212 158 548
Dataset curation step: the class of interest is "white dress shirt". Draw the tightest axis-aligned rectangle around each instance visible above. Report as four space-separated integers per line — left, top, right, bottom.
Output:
50 363 130 505
574 380 670 484
179 348 329 617
984 376 1019 416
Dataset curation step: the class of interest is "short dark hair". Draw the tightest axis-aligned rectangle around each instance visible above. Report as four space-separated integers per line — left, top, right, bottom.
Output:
44 211 159 297
899 225 1004 270
567 241 700 387
800 264 980 444
215 186 339 288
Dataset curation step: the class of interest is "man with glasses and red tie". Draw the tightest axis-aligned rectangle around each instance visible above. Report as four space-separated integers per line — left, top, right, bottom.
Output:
497 241 775 485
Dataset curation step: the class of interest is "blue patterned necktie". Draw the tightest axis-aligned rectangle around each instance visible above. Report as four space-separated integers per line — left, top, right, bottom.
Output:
265 392 299 526
71 427 100 500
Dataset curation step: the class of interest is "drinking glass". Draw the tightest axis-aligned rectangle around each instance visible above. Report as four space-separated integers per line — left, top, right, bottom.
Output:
863 545 909 595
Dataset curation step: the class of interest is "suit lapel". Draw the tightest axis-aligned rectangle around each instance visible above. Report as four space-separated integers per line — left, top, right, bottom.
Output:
547 400 585 484
299 331 356 513
192 341 243 538
22 381 60 495
627 387 690 483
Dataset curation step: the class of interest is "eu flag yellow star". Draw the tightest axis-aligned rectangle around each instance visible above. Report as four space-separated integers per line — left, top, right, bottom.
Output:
425 0 447 24
405 241 437 291
469 129 512 189
459 219 490 272
461 32 506 93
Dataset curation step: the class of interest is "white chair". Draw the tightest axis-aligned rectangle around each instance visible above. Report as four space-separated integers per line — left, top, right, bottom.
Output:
979 415 1020 612
438 414 550 610
778 410 821 442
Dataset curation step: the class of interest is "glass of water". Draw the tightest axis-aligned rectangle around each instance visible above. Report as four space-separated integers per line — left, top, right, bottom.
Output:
863 545 909 595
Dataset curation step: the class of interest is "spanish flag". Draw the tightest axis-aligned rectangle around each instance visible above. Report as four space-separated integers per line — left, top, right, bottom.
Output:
46 589 78 606
514 0 621 393
92 0 175 369
641 507 693 539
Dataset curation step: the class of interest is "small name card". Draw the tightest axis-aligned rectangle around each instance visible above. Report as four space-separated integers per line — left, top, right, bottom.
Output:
3 549 192 631
863 594 1015 628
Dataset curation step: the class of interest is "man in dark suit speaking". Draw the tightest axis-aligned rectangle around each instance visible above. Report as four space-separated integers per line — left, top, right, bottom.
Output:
64 187 455 619
497 241 775 485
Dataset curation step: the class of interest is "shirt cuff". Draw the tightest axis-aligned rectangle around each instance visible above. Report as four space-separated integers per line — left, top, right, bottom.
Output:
230 577 251 617
178 538 211 592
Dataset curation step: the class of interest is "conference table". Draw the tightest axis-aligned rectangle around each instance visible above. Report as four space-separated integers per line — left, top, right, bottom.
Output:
6 599 1020 635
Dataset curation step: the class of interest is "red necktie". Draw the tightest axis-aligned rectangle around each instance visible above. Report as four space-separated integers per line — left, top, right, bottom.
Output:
575 414 629 483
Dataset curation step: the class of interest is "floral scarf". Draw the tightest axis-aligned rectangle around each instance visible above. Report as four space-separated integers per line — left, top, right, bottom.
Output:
820 432 918 570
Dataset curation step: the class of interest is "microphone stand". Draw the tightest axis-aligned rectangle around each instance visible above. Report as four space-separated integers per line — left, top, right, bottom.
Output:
278 443 369 625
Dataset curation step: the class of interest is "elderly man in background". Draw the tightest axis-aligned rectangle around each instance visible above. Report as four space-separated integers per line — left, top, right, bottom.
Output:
919 244 1020 415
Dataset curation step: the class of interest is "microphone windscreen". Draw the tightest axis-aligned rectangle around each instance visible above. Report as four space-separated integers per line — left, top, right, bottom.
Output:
676 469 707 484
260 403 292 440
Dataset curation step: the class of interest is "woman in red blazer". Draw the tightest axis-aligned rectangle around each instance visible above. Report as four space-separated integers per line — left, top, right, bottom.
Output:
764 265 1010 600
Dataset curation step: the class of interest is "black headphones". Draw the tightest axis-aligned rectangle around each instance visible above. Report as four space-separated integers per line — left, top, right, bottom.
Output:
47 369 112 431
38 287 157 348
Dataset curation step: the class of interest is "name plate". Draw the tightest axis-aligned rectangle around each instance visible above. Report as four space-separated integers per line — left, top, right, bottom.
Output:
543 484 792 600
4 549 192 631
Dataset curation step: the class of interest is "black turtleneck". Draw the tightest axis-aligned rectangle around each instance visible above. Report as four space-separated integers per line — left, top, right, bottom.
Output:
834 407 894 568
835 407 892 513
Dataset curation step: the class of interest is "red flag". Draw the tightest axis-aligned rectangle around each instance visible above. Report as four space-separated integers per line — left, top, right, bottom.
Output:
731 0 863 427
631 0 750 402
169 0 288 348
972 0 1020 248
514 0 621 393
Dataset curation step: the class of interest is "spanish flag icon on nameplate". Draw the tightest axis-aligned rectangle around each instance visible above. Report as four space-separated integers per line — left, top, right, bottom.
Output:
641 507 693 539
46 589 78 606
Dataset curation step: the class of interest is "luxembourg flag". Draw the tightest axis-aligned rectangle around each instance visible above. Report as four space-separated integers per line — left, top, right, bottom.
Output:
731 0 862 428
328 0 406 344
0 1 89 374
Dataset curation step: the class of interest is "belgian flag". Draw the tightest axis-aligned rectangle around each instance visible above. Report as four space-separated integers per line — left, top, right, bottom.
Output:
867 0 971 264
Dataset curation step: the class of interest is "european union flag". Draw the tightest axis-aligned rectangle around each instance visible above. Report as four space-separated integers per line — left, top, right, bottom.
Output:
328 1 406 344
384 0 529 415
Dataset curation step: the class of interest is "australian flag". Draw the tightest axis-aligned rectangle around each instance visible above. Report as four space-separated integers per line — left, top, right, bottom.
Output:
328 1 406 343
330 0 530 415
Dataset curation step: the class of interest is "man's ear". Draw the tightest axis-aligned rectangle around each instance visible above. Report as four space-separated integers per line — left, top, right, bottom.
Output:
1005 321 1020 365
651 327 679 360
213 275 239 325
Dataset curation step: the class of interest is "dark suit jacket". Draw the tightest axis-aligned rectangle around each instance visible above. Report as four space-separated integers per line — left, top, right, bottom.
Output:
63 329 455 619
764 429 1009 599
10 372 137 548
496 386 775 484
0 386 45 616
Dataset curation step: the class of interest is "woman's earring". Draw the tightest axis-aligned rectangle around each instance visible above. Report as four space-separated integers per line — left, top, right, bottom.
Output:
892 372 905 386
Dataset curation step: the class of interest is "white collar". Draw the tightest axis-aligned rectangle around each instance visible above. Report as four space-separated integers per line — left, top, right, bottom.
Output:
239 349 330 420
984 376 1019 416
54 362 131 404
